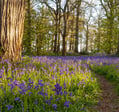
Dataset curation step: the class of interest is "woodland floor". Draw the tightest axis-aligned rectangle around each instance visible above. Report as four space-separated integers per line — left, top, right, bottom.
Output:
93 75 119 112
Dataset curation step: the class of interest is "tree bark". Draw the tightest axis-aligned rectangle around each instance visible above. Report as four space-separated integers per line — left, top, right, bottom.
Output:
117 35 119 54
86 25 89 52
27 0 32 54
97 17 101 52
54 14 58 53
86 24 89 52
75 6 79 53
62 15 67 56
0 0 2 59
0 0 25 61
75 0 82 53
62 0 70 56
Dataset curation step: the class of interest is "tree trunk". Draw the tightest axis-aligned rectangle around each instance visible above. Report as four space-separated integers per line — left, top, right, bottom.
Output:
27 0 32 54
62 15 67 56
0 0 2 59
54 3 59 54
86 24 89 52
57 10 61 55
75 0 81 53
0 0 25 61
54 18 58 53
117 35 119 54
97 18 101 52
75 6 79 53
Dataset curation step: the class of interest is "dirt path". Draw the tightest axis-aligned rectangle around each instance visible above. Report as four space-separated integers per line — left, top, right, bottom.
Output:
94 75 119 112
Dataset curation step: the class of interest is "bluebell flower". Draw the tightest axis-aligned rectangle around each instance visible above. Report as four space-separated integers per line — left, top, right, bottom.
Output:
13 80 18 86
34 99 38 105
34 85 39 90
18 83 26 89
52 104 57 110
80 108 86 111
69 92 72 96
38 91 44 96
53 83 62 95
64 101 71 108
29 92 32 96
21 101 24 112
55 98 61 101
28 78 33 84
64 91 67 95
8 83 14 90
44 100 51 105
38 79 44 87
27 85 32 90
49 96 53 101
6 105 14 110
14 97 20 101
64 82 66 89
18 88 26 95
42 105 45 110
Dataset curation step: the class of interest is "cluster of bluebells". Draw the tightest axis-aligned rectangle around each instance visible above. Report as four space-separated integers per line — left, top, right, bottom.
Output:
0 56 101 111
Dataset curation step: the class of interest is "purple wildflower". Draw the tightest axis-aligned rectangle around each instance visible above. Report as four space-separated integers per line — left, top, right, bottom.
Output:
64 101 71 108
29 92 32 96
38 79 44 87
80 108 86 111
69 92 72 96
34 99 38 105
6 105 14 110
64 91 67 95
34 85 39 90
53 83 62 95
15 97 20 101
52 104 57 110
64 82 66 89
44 100 51 105
55 98 61 101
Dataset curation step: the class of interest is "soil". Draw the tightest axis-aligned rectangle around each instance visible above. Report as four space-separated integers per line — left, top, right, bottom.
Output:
94 75 119 112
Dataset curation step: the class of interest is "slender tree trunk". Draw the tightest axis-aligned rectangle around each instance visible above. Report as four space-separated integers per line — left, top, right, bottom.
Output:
0 0 25 61
57 32 60 55
75 6 79 53
56 0 61 55
36 35 39 55
51 36 54 51
54 22 57 53
75 0 81 53
69 35 72 51
54 14 58 54
97 17 101 52
117 15 119 54
86 24 89 52
117 34 119 54
80 34 82 52
57 12 61 55
62 15 67 56
36 34 41 55
54 2 59 54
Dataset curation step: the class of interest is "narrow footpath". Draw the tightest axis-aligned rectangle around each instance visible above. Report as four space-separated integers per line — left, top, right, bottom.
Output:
94 75 119 112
